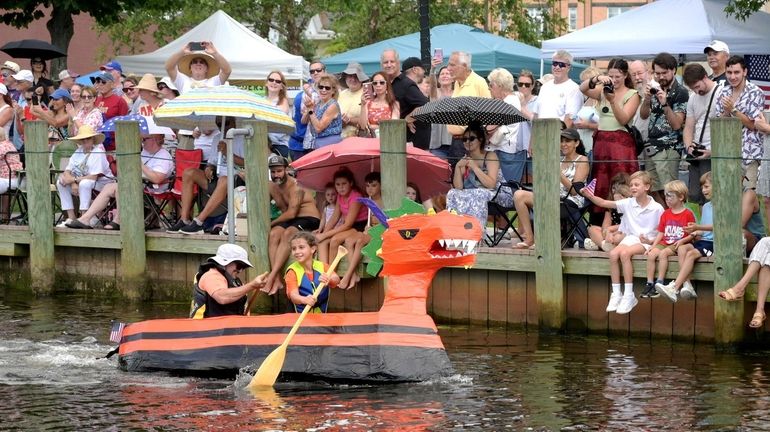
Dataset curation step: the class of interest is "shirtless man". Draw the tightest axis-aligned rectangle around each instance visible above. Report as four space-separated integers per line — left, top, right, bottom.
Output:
264 154 322 294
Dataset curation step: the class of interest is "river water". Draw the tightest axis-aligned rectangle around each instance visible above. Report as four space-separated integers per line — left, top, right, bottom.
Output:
2 288 770 431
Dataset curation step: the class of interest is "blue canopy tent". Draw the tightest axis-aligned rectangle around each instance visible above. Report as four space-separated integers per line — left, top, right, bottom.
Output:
323 24 585 80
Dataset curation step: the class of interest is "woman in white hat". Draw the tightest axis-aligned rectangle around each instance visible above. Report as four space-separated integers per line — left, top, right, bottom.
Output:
164 41 232 94
337 62 368 138
55 125 114 226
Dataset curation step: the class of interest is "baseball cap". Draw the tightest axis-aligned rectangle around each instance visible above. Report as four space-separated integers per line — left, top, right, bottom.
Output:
704 40 729 54
100 60 123 73
50 88 72 100
12 69 34 82
57 69 80 81
560 128 580 141
1 61 20 73
401 57 423 72
90 71 114 83
267 154 288 167
209 244 253 268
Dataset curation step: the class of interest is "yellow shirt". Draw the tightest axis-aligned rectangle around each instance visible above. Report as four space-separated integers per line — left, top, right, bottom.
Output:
448 70 491 135
338 88 364 138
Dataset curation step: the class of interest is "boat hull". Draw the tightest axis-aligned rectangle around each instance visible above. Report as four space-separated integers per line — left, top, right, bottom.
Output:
118 311 452 382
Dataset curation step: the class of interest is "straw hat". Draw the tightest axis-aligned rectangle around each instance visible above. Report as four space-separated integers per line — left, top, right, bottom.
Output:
177 52 220 79
70 125 105 144
134 73 160 94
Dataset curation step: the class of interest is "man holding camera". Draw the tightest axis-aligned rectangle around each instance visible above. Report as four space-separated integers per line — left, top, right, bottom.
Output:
640 52 689 205
682 63 718 204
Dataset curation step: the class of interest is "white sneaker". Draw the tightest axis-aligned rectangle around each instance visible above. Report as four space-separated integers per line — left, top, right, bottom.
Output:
616 294 639 314
601 240 615 252
584 238 599 251
655 281 678 303
679 280 697 300
606 292 622 312
56 218 73 228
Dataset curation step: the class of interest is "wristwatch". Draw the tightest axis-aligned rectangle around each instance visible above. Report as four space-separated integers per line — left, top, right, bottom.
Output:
731 107 739 115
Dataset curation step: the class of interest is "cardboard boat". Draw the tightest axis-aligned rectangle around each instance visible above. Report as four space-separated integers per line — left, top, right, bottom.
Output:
116 207 482 382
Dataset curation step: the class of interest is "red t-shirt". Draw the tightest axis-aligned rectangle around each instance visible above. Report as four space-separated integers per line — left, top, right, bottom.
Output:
95 93 129 120
657 208 696 245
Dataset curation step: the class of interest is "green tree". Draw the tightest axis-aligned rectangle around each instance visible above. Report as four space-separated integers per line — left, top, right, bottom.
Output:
1 0 180 73
724 0 768 20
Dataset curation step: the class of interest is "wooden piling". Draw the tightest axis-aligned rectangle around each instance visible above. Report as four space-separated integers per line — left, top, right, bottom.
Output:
379 120 407 210
532 118 565 330
243 120 272 313
711 117 744 345
115 121 146 299
25 121 54 294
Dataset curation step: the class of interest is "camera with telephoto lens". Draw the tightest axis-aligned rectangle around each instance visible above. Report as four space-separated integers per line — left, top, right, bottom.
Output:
691 143 706 158
602 82 614 94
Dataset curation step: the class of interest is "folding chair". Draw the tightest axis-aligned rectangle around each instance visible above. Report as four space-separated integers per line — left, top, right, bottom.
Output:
1 151 24 224
144 148 203 229
560 182 591 249
486 180 528 247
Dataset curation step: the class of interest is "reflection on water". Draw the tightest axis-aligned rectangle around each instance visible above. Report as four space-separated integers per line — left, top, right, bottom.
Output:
2 290 770 430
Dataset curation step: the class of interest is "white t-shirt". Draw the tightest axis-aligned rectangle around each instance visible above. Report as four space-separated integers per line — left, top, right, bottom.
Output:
66 144 112 179
686 85 718 149
194 129 221 162
141 147 174 191
212 138 245 177
534 79 583 121
485 94 522 154
616 196 664 239
173 72 222 95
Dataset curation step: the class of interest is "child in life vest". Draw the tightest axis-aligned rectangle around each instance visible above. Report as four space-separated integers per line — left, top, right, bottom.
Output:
285 231 340 313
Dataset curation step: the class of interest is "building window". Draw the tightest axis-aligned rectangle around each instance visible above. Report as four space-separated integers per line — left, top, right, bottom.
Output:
499 14 508 32
527 7 544 33
568 6 577 31
607 6 633 19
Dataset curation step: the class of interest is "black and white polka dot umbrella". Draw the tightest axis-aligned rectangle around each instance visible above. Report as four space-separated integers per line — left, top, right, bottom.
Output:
412 96 527 126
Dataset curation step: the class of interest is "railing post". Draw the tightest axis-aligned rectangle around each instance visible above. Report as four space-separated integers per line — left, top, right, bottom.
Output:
116 121 146 299
711 117 744 345
532 118 564 330
243 120 272 313
25 120 54 294
379 120 407 209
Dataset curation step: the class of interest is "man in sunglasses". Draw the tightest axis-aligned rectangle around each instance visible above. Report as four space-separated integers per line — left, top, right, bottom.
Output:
289 61 325 160
91 71 129 151
533 50 583 128
165 41 232 95
190 244 268 318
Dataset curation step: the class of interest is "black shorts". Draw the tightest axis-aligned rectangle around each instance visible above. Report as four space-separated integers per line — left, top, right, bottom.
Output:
275 216 320 231
693 240 714 257
352 220 368 232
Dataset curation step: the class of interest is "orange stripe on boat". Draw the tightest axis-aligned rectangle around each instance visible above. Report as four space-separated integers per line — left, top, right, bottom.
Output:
120 332 445 353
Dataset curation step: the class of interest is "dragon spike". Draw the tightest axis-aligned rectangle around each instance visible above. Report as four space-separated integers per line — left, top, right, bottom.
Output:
356 197 389 228
427 207 436 215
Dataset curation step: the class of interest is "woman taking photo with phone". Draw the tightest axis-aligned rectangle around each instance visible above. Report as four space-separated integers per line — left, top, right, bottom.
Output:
359 71 400 138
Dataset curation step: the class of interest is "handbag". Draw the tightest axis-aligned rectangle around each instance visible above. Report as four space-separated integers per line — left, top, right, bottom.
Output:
624 124 645 156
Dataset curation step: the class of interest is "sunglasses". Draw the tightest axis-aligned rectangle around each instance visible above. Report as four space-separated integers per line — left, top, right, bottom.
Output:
81 95 95 100
190 59 207 65
310 68 325 74
267 77 283 84
1 72 9 77
552 61 570 68
123 86 136 92
31 60 44 65
461 136 478 142
93 78 107 84
517 82 532 88
372 80 387 86
317 85 333 91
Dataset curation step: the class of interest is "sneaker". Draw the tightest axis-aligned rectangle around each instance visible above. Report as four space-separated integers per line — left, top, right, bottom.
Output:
584 238 599 251
606 292 622 312
679 280 697 300
616 294 639 314
166 219 189 233
179 221 205 235
56 218 73 228
640 283 655 298
601 240 615 252
655 281 678 303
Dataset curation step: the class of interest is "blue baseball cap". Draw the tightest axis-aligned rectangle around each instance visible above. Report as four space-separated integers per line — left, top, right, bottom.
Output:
90 71 114 83
100 60 123 73
50 88 72 100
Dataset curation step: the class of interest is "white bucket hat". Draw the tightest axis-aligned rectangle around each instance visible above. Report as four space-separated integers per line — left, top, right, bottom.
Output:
209 244 253 268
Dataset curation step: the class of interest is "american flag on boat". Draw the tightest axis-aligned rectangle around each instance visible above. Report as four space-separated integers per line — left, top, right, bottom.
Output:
746 55 770 110
110 321 126 343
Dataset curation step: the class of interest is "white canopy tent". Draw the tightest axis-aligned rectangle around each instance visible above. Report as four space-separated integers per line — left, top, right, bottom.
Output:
541 0 770 60
116 10 308 84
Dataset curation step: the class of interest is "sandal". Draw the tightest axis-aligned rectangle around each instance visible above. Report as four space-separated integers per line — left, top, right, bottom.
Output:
749 312 766 328
65 219 92 229
514 241 533 249
718 287 745 302
104 221 121 231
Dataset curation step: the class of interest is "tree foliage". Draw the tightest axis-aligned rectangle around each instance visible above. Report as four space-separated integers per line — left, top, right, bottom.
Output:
724 0 768 20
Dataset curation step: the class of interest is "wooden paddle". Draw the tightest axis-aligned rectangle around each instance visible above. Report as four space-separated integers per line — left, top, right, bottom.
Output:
248 245 348 388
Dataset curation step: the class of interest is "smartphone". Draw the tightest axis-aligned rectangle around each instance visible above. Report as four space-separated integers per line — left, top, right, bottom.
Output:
433 48 443 62
189 41 204 51
363 82 373 99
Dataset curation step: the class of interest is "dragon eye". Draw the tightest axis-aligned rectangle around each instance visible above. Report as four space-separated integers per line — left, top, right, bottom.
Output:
398 229 419 240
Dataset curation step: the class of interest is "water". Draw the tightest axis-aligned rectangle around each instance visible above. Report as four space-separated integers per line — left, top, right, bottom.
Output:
2 289 770 431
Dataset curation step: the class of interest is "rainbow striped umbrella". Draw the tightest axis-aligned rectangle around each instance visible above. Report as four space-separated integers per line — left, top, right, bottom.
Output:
153 85 294 133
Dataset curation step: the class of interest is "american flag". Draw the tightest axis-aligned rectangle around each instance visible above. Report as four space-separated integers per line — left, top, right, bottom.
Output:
583 178 596 196
747 55 770 110
109 321 126 343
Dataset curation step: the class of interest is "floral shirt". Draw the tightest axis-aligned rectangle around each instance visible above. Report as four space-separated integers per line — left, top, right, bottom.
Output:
714 81 766 164
648 79 688 149
72 107 104 136
0 140 22 179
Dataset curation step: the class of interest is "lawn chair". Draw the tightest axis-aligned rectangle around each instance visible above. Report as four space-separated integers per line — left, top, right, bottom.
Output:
560 181 591 249
486 180 528 247
143 148 203 230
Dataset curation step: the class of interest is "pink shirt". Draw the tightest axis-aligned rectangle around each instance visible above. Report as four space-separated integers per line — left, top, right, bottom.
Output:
338 189 368 222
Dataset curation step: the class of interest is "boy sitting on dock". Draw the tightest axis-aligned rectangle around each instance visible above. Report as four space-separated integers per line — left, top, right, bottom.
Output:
582 171 664 314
